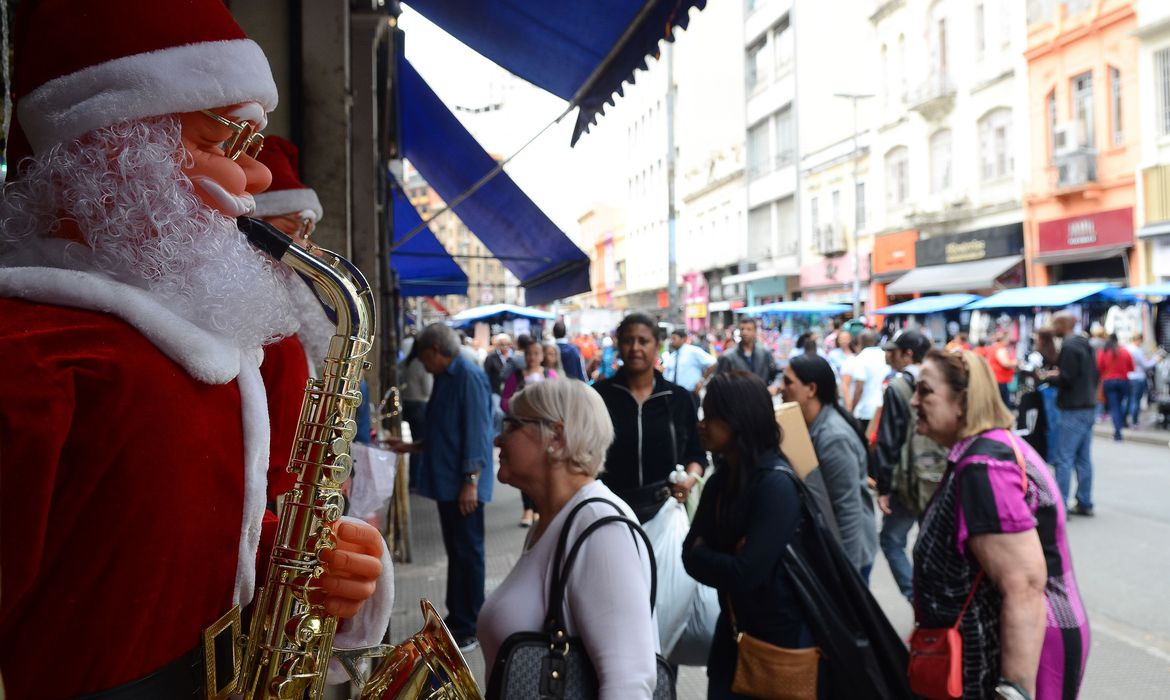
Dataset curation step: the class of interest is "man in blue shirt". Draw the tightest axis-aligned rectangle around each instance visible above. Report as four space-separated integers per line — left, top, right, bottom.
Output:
389 323 493 650
553 320 587 381
662 329 716 407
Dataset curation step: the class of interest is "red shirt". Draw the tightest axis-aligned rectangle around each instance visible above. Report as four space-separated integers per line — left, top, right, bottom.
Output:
990 342 1016 385
1097 347 1134 381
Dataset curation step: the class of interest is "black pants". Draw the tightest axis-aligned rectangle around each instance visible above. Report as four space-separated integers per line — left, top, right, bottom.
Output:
520 491 538 512
403 400 428 486
436 500 485 637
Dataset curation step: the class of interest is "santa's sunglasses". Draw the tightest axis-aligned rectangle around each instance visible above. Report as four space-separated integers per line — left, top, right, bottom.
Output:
200 110 265 161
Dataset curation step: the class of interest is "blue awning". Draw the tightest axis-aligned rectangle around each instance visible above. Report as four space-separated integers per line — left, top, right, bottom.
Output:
964 283 1119 310
404 0 708 144
398 57 590 306
872 294 982 315
450 303 556 327
739 301 852 316
390 184 469 297
1123 283 1170 297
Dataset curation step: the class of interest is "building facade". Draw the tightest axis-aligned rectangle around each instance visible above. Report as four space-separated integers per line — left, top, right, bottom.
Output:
1024 0 1141 287
1136 0 1170 285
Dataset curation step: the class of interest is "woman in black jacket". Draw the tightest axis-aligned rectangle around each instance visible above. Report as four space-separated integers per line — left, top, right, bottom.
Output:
593 313 707 522
683 370 817 699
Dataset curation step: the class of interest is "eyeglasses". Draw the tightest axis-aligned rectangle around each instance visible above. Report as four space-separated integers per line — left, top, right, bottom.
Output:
200 110 265 161
500 416 549 436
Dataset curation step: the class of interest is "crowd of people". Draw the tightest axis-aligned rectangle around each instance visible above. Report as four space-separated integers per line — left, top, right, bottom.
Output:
389 309 1107 699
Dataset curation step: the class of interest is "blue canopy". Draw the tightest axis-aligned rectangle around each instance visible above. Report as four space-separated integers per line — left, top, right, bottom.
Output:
871 294 982 315
390 184 469 297
739 301 852 316
450 303 556 327
964 283 1120 310
404 0 708 144
1123 282 1170 297
399 57 590 306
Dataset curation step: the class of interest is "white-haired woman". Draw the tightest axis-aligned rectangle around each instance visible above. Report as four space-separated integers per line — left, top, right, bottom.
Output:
478 379 659 699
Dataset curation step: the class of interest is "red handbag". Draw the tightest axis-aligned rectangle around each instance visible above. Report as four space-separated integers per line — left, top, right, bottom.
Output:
908 433 1028 700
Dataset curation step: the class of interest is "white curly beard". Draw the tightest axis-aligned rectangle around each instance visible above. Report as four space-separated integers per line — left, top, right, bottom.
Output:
0 116 300 349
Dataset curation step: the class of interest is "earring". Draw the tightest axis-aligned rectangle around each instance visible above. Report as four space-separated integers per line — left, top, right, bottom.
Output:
547 446 555 455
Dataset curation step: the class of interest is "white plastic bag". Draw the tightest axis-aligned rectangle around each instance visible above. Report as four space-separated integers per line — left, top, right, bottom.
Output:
668 581 720 666
642 498 697 655
348 442 397 520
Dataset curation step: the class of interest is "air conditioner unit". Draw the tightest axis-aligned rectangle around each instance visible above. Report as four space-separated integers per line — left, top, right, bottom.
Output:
1056 150 1097 188
1053 122 1080 156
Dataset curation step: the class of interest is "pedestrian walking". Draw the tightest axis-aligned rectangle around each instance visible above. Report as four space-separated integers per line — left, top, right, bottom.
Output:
542 339 564 375
399 338 434 487
873 330 947 601
1097 333 1133 441
388 323 494 651
990 330 1018 409
1045 312 1099 517
847 330 891 434
911 349 1089 699
503 336 558 527
715 317 780 394
663 328 716 408
1124 333 1161 427
553 320 587 381
479 379 659 698
593 314 707 523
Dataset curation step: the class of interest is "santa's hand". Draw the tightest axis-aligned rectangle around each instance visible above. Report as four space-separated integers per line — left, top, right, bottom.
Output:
317 520 384 619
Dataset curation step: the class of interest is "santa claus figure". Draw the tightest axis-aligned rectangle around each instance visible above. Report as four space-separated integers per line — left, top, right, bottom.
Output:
0 2 390 696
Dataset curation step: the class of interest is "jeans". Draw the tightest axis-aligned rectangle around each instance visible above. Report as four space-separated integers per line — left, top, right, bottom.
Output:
1040 385 1061 460
1129 376 1148 426
879 496 916 601
1103 379 1129 439
436 500 486 637
1053 408 1094 510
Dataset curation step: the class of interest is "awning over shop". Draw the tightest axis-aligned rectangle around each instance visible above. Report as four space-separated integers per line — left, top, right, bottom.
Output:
964 283 1120 310
1123 282 1170 297
390 185 469 297
398 57 590 306
404 0 708 144
449 303 556 327
739 301 851 316
885 255 1022 295
871 294 982 315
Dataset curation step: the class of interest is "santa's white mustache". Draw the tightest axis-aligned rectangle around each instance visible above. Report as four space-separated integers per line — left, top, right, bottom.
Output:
190 176 257 217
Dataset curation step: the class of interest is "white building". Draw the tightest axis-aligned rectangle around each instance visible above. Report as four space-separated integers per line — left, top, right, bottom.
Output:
868 0 1031 306
1136 0 1170 287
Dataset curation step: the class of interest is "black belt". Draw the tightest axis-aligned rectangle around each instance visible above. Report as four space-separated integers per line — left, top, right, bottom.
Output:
78 646 205 699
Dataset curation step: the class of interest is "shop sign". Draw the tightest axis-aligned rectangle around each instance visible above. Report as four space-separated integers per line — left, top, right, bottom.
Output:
799 253 871 289
872 229 918 274
1037 207 1134 254
916 223 1023 266
685 302 708 319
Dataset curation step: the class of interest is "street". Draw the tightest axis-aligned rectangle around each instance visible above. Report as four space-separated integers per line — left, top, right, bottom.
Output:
387 434 1170 698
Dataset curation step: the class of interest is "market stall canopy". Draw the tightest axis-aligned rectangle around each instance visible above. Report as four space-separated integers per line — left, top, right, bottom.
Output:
449 303 556 327
404 0 707 145
739 301 852 316
390 185 469 297
871 294 982 315
399 57 590 306
1123 282 1170 297
885 256 1022 295
964 282 1123 310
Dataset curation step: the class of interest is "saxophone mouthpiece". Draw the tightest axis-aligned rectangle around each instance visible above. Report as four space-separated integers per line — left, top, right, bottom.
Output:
237 216 294 261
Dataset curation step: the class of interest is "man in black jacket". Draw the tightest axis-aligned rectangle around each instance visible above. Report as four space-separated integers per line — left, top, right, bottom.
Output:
483 333 512 396
1046 312 1099 516
593 314 708 522
716 317 780 395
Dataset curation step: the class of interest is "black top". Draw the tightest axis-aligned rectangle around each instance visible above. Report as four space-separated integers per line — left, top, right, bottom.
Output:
1052 335 1099 410
715 343 779 386
483 351 508 396
682 452 805 647
592 368 707 493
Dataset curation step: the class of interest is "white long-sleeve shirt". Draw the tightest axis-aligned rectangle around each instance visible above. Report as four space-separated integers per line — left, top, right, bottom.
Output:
477 480 659 699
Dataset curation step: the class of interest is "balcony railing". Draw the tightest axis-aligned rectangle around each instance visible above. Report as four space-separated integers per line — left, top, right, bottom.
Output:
907 74 957 120
815 224 848 257
1055 149 1097 189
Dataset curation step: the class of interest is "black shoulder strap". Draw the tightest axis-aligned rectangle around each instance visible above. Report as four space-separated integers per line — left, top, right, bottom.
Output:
546 498 657 634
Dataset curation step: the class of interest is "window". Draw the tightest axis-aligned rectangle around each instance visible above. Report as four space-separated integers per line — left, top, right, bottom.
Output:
885 146 910 207
1072 71 1094 149
774 18 794 75
809 196 820 235
746 40 767 91
747 121 770 177
831 190 841 224
775 107 795 166
748 204 772 257
1110 66 1123 146
930 129 953 192
897 35 907 102
975 3 986 60
880 45 889 108
978 108 1013 180
1046 89 1057 159
1157 48 1170 137
855 182 867 232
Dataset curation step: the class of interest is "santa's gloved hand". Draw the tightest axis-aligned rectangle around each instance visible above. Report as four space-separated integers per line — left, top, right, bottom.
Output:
316 519 385 619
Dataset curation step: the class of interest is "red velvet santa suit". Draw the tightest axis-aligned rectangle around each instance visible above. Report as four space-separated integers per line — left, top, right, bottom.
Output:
0 268 274 697
261 334 312 501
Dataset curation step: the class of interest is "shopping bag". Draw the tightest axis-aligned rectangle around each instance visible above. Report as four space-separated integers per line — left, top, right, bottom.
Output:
669 581 720 666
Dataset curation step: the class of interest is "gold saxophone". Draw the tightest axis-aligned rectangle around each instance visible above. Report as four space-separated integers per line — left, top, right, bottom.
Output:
232 218 480 700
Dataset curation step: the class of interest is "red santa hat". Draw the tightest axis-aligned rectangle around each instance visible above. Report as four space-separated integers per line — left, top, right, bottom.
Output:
253 136 324 221
13 0 278 155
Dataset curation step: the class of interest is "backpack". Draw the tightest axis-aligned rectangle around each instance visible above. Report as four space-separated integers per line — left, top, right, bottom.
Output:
886 372 948 514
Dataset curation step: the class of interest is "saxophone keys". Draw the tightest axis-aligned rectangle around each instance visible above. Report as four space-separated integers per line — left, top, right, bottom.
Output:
327 453 353 483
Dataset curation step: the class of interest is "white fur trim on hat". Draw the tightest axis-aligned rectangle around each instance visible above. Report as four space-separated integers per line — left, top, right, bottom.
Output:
18 39 278 153
253 188 324 221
